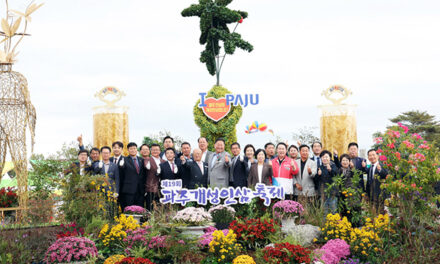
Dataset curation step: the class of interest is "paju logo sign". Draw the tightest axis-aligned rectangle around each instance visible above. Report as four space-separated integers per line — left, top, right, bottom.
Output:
198 93 259 122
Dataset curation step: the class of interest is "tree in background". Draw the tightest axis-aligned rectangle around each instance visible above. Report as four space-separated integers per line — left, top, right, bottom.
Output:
373 110 440 150
292 126 320 147
142 130 184 151
182 0 252 150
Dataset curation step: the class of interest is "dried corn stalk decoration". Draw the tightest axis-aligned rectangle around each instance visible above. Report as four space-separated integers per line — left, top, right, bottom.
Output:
318 85 357 156
0 1 42 215
93 86 129 157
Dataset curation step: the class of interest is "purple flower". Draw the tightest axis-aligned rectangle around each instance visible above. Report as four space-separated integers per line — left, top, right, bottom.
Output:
44 237 97 264
272 200 304 219
315 239 350 264
124 205 147 214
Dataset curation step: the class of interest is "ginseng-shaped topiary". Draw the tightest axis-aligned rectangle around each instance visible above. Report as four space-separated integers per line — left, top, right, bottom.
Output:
181 0 253 85
194 85 242 151
183 0 252 146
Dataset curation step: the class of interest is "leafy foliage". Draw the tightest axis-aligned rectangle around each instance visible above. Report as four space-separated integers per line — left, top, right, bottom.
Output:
194 85 242 151
182 0 253 84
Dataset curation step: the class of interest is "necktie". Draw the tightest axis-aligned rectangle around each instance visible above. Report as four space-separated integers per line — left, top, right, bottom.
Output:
133 158 139 174
198 162 204 175
171 162 175 172
211 154 217 168
114 157 117 164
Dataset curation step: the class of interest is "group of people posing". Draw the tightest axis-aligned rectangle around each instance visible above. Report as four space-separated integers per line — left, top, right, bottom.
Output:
68 135 388 214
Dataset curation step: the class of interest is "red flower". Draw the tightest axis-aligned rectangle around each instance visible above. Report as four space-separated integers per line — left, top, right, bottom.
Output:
238 16 243 23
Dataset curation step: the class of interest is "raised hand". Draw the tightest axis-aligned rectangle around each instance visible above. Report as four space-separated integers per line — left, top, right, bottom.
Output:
224 155 229 163
362 160 367 168
291 160 297 171
377 163 382 172
333 149 338 157
77 134 83 145
318 168 322 175
350 160 355 168
307 165 312 175
326 163 331 171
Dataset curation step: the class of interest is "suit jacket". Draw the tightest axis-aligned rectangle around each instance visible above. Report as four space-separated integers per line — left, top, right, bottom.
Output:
144 156 164 193
176 155 192 187
208 151 232 188
365 163 388 201
294 158 318 196
229 156 249 188
93 161 120 193
202 150 214 163
316 163 339 198
120 156 145 195
159 161 181 180
248 163 272 188
182 160 209 189
110 155 125 166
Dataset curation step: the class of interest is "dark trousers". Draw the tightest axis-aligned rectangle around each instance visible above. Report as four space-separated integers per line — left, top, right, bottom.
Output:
145 191 160 211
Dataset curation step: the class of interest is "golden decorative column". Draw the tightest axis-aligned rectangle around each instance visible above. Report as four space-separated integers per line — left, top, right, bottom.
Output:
318 85 357 156
93 87 129 156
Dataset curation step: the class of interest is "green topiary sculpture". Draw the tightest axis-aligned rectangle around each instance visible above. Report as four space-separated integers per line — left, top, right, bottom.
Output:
182 0 253 148
193 85 242 151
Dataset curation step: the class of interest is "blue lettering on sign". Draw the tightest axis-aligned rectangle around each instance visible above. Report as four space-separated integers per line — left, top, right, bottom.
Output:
198 93 259 108
159 181 285 206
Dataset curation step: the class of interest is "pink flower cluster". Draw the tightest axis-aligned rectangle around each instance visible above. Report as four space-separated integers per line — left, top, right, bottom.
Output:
272 200 304 219
123 226 169 255
387 130 401 138
373 137 383 144
44 237 98 264
198 227 229 247
379 155 387 162
124 205 147 214
412 133 423 140
418 144 430 150
414 153 426 162
402 140 415 149
397 122 409 134
314 239 350 264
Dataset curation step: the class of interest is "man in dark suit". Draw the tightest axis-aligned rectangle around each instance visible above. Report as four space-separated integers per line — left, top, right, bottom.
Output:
77 134 100 173
181 148 208 189
158 148 180 180
159 136 182 161
229 142 248 188
93 146 120 195
119 142 145 210
64 149 93 176
177 142 192 187
144 143 164 211
365 149 388 212
110 141 125 165
310 141 323 193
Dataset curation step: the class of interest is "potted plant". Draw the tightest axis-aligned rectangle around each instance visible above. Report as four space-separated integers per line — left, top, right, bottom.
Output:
208 204 235 230
123 205 146 224
272 200 304 233
173 207 212 237
44 236 98 264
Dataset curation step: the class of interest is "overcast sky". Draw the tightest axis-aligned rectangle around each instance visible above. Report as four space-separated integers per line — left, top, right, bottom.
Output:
6 0 440 157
